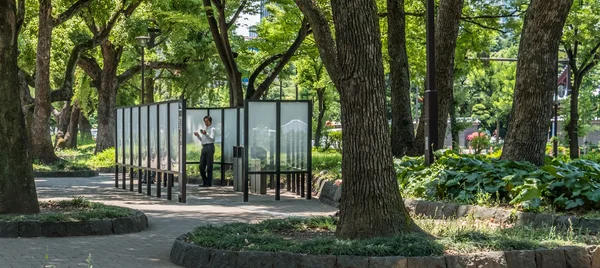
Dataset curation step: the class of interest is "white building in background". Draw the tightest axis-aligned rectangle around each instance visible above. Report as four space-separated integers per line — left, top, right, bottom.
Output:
234 0 270 39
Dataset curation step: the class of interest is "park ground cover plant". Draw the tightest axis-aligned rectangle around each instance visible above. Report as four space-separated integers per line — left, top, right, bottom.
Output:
0 196 133 222
188 216 598 256
396 150 600 213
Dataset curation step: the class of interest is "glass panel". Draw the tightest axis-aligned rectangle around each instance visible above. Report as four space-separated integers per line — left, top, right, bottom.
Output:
159 104 168 170
132 108 139 166
149 105 158 169
124 108 130 165
223 108 238 163
116 109 123 164
247 102 276 171
280 102 309 171
240 108 245 147
170 102 179 171
186 109 208 163
141 107 148 167
209 109 222 162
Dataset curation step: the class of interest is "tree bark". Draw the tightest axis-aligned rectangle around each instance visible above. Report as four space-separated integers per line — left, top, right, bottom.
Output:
78 111 93 140
145 76 155 103
56 101 72 134
388 0 414 157
0 0 40 214
330 0 421 239
30 0 59 163
567 75 582 159
314 88 327 148
411 0 464 155
501 0 573 165
64 101 81 149
94 41 122 154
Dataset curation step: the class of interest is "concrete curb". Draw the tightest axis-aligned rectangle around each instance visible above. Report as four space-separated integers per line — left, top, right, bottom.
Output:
170 233 600 268
34 170 99 178
0 209 148 237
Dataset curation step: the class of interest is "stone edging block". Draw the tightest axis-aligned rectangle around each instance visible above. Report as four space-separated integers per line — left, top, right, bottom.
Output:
34 170 99 178
0 209 148 238
170 233 600 267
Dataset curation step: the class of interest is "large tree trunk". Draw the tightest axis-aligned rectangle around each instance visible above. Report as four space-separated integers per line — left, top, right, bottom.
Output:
64 101 81 149
501 0 573 165
567 75 582 159
388 0 415 157
79 111 93 140
314 88 327 148
331 0 420 239
94 41 121 154
0 0 40 214
411 0 464 155
31 0 59 163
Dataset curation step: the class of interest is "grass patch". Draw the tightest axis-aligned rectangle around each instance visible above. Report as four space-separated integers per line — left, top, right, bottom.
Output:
187 216 599 257
0 197 133 222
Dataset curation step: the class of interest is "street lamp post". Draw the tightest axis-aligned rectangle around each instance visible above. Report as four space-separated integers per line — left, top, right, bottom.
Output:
424 0 438 166
136 36 150 104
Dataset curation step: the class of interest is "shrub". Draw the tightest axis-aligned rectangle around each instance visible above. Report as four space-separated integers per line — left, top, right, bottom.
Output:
396 150 600 212
467 130 490 154
88 147 115 169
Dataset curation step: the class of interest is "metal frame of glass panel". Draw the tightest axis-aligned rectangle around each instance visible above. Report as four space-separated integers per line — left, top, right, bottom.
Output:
114 99 186 203
243 100 313 202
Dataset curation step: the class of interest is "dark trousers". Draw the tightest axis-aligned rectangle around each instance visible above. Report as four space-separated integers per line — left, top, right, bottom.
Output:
200 144 215 186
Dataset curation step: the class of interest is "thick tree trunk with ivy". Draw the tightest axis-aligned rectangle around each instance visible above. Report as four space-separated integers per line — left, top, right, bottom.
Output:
388 0 414 157
314 88 327 148
501 0 573 165
297 0 420 239
411 0 464 156
0 0 40 214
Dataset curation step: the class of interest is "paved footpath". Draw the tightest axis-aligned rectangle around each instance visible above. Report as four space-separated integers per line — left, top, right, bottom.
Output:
0 175 336 268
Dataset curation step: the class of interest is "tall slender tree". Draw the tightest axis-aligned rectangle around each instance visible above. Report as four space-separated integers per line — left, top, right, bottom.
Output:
0 0 40 214
501 0 573 165
561 0 600 159
388 0 415 157
296 0 421 238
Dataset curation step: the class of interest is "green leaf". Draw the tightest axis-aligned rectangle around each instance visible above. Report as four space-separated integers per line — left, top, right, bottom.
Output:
565 198 585 210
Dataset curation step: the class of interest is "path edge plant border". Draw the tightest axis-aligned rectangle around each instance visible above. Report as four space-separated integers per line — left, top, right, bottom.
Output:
0 209 148 237
170 233 600 268
313 177 600 234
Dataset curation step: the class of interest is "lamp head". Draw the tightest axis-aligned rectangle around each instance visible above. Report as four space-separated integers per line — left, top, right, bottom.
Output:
135 36 150 47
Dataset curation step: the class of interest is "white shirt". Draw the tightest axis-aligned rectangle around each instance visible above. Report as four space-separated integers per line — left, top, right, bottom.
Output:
197 125 216 145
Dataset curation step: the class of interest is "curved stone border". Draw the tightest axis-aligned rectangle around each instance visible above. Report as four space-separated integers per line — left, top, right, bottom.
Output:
313 177 600 234
34 170 99 178
0 209 148 237
170 233 600 268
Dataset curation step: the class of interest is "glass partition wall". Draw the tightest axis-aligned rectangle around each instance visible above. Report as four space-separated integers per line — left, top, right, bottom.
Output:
116 99 311 203
115 100 184 202
244 100 312 202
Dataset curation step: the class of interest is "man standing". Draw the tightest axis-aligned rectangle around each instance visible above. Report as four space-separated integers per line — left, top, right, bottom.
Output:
194 116 216 187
